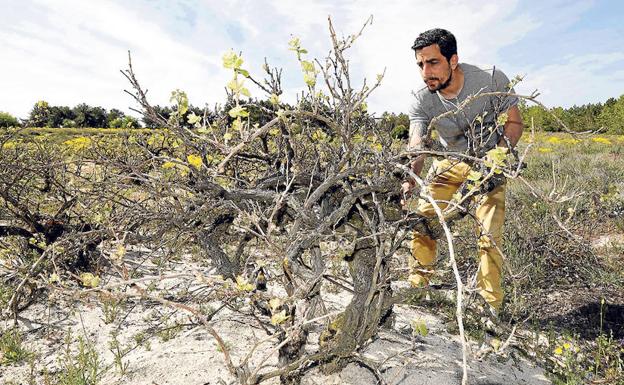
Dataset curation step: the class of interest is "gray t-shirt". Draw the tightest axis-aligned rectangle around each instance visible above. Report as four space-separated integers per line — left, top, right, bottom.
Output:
408 63 518 155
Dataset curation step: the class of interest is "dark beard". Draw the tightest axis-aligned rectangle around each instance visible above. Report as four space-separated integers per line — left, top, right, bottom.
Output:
427 70 453 94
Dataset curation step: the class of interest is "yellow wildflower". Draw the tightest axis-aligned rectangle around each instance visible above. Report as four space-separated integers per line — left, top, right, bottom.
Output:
592 137 612 145
63 136 92 152
187 154 203 170
561 138 581 145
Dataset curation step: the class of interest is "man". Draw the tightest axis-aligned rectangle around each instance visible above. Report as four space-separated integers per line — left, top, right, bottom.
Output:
402 28 523 313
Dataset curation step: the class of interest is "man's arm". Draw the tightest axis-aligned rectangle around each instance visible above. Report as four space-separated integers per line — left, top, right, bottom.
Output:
498 105 523 148
407 131 427 176
401 126 428 206
402 94 431 206
490 67 523 149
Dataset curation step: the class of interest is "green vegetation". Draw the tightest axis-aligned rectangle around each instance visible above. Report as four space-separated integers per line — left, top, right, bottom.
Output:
435 131 624 384
56 333 105 385
1 126 622 384
0 328 33 365
519 95 624 134
5 91 623 133
108 332 130 377
0 111 20 128
22 100 141 129
9 100 217 129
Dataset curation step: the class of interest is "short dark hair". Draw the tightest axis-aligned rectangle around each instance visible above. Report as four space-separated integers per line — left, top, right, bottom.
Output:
411 28 457 62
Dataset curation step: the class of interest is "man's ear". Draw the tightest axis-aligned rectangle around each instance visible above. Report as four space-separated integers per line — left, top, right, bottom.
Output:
450 54 459 70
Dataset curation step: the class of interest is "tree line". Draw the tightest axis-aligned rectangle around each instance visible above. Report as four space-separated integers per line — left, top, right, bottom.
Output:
519 95 624 134
0 101 141 129
1 94 623 134
0 100 220 129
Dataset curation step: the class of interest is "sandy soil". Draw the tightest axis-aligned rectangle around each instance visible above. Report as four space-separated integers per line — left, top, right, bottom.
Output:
1 251 551 385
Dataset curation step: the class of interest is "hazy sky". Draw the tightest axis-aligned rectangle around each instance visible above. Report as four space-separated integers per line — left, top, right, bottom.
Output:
1 0 623 119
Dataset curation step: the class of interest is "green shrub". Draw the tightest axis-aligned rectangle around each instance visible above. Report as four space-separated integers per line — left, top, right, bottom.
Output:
0 111 20 128
56 333 105 385
0 328 32 365
391 124 408 139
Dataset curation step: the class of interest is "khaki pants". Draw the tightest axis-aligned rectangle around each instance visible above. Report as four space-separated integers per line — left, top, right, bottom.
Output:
408 158 506 309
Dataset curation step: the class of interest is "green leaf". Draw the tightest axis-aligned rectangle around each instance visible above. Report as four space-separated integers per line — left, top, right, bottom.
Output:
301 60 315 72
169 89 189 116
496 112 508 126
162 161 177 169
467 170 482 182
113 245 126 261
80 272 101 288
227 77 251 98
222 50 243 69
269 298 282 312
411 319 428 337
227 78 243 92
484 147 508 168
229 106 249 118
271 310 289 325
187 112 201 125
232 118 243 131
236 68 250 77
288 37 308 56
303 72 316 87
311 129 327 142
288 37 301 50
235 275 254 291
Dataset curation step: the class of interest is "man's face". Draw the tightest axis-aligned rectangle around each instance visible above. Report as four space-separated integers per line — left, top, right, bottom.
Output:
415 44 453 93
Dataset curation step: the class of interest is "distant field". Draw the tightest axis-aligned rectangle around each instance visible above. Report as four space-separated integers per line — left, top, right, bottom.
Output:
9 127 159 136
7 126 624 143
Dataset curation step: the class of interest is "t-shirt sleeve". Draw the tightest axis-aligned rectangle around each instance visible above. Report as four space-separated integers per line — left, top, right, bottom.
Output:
408 95 430 150
491 68 519 112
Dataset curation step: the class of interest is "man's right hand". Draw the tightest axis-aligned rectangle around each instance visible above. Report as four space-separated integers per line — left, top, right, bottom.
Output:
401 179 415 208
402 152 425 209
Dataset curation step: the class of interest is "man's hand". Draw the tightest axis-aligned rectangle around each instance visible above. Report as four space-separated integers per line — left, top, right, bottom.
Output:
401 154 425 209
401 179 416 208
